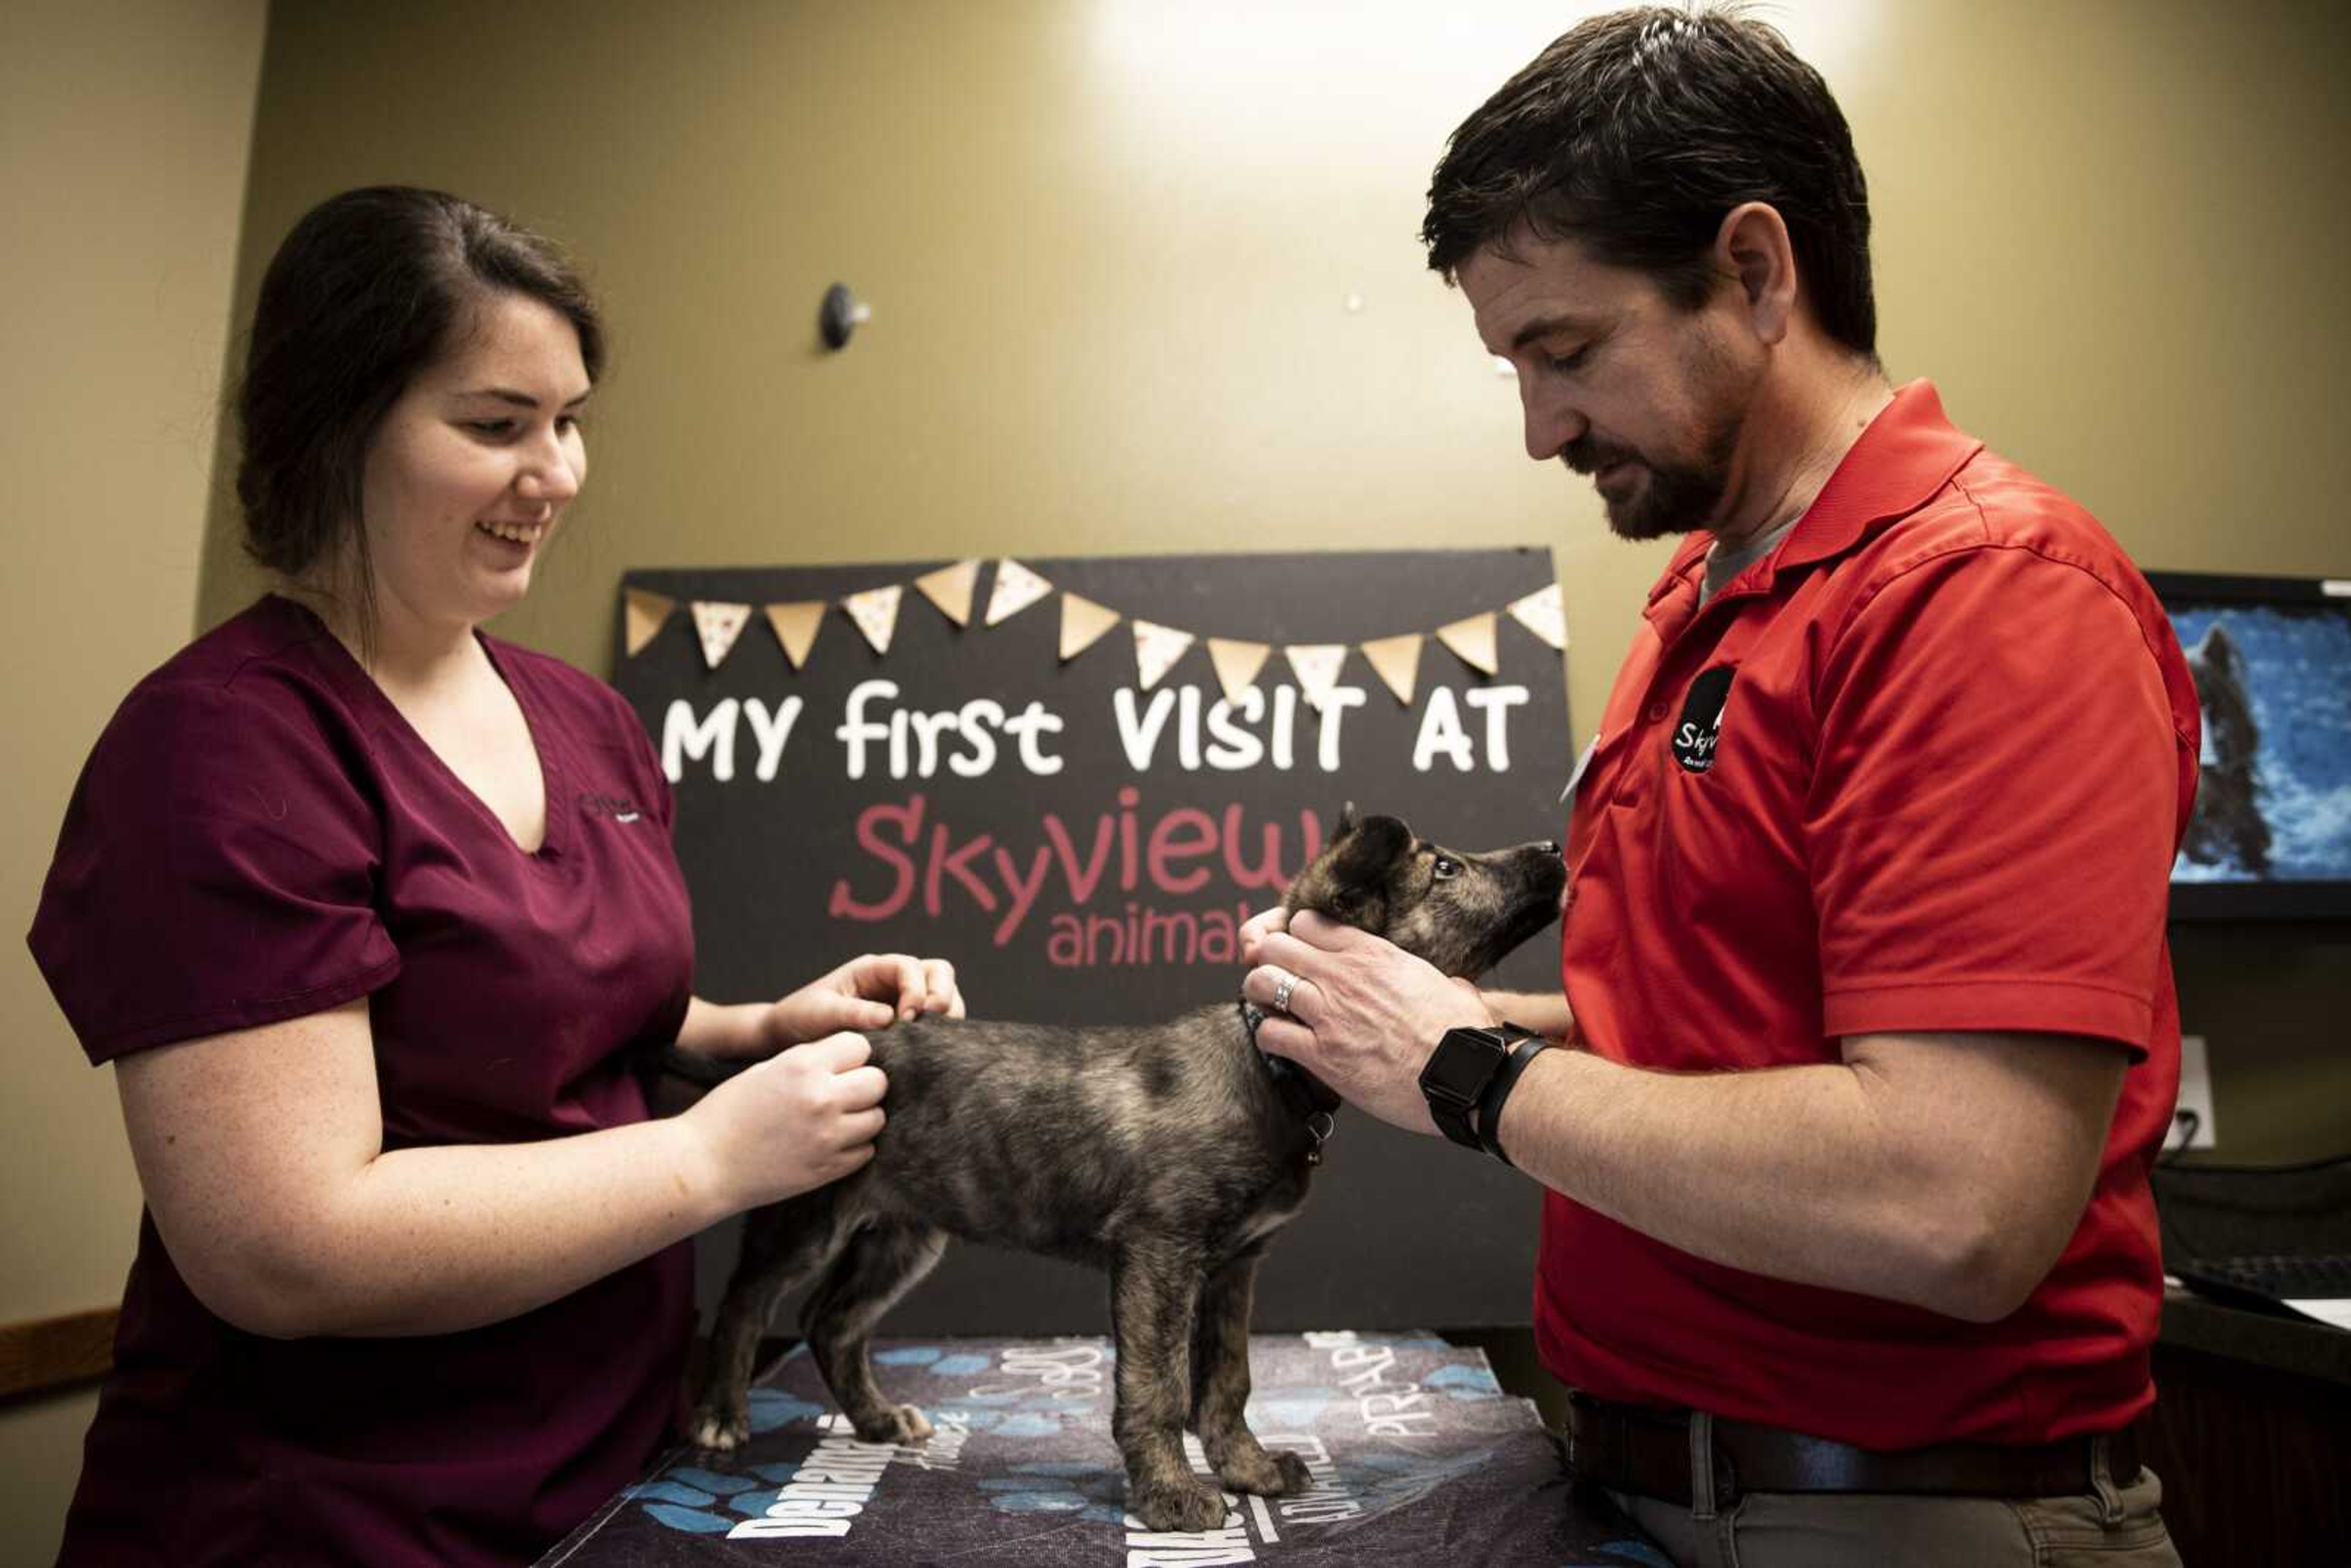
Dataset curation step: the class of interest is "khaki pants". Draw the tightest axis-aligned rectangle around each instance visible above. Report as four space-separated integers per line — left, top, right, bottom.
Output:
1605 1421 2181 1568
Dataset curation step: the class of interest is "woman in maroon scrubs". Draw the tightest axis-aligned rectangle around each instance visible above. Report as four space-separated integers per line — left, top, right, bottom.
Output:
29 186 960 1566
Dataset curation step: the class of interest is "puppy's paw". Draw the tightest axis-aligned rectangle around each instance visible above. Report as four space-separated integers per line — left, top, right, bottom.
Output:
850 1402 934 1446
1215 1445 1313 1496
687 1406 750 1452
1130 1479 1230 1534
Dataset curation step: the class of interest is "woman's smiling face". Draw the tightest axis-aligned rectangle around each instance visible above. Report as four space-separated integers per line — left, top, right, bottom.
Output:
356 290 591 632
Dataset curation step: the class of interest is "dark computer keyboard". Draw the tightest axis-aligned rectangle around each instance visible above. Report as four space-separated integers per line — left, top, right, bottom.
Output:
2172 1253 2351 1319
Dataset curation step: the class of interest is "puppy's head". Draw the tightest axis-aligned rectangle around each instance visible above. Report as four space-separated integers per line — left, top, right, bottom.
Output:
1284 805 1565 980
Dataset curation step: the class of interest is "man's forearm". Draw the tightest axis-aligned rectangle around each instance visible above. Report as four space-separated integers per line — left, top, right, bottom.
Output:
1482 989 1573 1040
1495 1046 2020 1321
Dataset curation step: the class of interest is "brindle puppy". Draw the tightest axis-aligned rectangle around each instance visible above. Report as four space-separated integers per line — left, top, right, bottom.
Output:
685 808 1564 1532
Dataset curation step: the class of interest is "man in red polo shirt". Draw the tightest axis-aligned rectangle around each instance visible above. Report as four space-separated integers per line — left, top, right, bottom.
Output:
1245 9 2193 1565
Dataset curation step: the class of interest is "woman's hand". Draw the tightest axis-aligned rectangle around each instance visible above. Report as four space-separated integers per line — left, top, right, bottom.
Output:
686 1032 890 1212
759 953 966 1050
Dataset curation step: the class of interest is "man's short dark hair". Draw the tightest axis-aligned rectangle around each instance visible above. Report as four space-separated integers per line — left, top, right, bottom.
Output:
1423 4 1877 359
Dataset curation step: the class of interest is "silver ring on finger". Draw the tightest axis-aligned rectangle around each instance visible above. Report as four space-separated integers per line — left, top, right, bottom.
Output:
1271 970 1299 1014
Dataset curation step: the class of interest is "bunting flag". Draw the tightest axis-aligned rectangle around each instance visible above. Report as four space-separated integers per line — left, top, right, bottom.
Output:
914 560 981 628
1283 644 1349 711
621 569 1567 687
763 601 826 669
1059 593 1121 661
1206 637 1272 705
624 589 675 658
689 600 753 670
844 584 905 655
1360 632 1424 705
1436 612 1501 676
985 558 1054 626
1505 583 1569 650
1131 619 1195 690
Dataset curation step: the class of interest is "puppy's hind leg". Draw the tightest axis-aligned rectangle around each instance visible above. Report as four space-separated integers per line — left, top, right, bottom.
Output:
689 1195 842 1452
804 1221 949 1447
1111 1240 1227 1534
1190 1251 1312 1497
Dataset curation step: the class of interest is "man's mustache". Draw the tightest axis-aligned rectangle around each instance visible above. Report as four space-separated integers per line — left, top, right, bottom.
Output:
1562 436 1638 476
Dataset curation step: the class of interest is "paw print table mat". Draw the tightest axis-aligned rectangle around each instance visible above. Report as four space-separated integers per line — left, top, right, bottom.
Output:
539 1332 1663 1566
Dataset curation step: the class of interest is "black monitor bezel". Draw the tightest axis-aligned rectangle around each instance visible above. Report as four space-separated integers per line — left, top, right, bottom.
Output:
2147 569 2351 921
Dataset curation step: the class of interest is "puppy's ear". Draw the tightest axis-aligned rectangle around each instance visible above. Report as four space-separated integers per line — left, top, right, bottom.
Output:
1288 813 1411 931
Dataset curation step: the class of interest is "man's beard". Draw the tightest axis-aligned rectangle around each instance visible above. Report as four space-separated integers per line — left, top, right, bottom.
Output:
1562 351 1750 541
1564 406 1744 542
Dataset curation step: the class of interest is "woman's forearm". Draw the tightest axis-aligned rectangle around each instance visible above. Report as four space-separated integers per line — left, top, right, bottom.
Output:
238 1114 733 1338
678 995 768 1059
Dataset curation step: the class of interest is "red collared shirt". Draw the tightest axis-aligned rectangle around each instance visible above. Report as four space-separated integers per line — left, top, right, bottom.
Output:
1537 381 2200 1449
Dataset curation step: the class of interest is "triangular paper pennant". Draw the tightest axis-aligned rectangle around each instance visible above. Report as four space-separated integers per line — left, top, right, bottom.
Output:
1360 632 1424 704
1436 612 1501 676
1059 593 1122 661
1284 644 1349 710
763 601 826 669
624 589 675 658
985 558 1054 626
1505 583 1569 650
914 560 981 628
1206 638 1272 705
1131 619 1196 691
689 600 752 670
844 584 905 655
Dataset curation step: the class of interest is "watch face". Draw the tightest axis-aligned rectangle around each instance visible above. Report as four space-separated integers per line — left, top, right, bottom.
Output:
1422 1030 1504 1101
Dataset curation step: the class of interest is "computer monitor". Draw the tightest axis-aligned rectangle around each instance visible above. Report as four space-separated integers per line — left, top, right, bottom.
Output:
2146 570 2351 920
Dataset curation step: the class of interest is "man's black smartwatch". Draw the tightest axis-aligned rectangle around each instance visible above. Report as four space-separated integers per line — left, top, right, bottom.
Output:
1420 1023 1542 1158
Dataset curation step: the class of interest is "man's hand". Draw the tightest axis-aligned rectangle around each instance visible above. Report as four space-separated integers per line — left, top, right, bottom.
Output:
1241 910 1494 1135
760 953 966 1050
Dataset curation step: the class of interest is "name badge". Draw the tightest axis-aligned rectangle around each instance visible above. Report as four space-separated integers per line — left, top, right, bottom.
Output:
1559 735 1600 807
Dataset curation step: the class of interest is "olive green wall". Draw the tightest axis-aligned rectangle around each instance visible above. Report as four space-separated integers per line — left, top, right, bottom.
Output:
1 1 268 1557
197 0 2349 1166
10 0 2347 1548
198 0 2351 696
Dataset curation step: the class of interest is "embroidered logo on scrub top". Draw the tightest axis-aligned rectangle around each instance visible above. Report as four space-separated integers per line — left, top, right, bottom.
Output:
1671 665 1735 775
579 790 645 824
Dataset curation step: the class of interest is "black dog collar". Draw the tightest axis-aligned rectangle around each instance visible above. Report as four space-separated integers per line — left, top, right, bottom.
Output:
1240 1000 1340 1164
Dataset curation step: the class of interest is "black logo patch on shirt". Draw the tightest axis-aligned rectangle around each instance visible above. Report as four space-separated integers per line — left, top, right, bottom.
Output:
1671 666 1736 774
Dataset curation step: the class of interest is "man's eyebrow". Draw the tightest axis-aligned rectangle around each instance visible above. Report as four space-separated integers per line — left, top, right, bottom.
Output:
457 386 594 409
1509 314 1600 352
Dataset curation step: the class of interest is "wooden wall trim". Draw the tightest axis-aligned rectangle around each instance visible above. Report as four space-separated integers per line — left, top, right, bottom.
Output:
0 1307 116 1401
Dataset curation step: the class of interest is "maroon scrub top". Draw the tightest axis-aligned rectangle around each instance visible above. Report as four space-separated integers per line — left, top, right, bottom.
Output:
30 594 697 1566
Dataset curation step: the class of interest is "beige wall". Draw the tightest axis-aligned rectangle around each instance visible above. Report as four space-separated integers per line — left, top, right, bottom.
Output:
1 0 268 1553
9 0 2347 1548
198 0 2351 696
198 0 2349 1164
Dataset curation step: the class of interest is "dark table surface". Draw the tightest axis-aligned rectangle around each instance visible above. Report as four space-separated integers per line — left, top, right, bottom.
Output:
538 1330 1667 1567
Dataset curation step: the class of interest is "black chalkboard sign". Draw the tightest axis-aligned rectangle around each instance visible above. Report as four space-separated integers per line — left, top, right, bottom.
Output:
613 550 1572 1332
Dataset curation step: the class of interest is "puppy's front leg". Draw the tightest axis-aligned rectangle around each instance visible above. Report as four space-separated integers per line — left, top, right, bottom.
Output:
1190 1251 1312 1497
1111 1241 1227 1534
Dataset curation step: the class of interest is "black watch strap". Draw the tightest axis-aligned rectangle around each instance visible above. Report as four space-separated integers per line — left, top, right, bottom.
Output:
1474 1034 1550 1167
1421 1023 1541 1155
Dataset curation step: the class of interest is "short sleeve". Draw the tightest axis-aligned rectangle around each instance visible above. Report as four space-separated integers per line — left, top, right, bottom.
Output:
1807 544 2184 1052
29 677 401 1062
